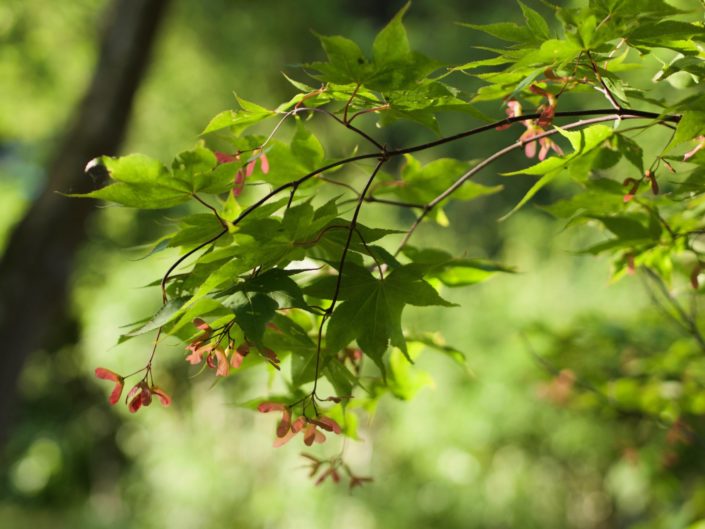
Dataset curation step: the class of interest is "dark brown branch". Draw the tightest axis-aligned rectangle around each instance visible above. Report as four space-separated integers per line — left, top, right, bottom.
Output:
232 153 381 228
230 108 680 235
394 114 665 254
388 108 678 157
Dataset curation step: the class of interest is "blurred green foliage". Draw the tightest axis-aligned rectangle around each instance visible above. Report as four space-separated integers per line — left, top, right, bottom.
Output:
3 1 705 528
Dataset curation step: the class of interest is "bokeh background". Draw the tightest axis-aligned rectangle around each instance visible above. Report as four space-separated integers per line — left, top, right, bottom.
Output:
1 1 703 528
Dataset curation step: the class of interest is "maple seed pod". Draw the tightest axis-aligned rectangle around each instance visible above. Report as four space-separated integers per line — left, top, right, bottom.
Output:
276 409 292 438
214 347 230 377
95 367 125 405
312 416 342 434
291 416 307 433
151 386 172 406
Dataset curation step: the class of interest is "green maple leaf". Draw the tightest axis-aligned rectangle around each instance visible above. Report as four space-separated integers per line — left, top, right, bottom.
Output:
321 263 456 374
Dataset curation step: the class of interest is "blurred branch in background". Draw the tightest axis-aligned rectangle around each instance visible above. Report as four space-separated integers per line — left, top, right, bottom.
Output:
0 0 170 448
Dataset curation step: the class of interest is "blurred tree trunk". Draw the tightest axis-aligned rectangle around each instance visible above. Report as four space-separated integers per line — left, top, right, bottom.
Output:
0 0 170 447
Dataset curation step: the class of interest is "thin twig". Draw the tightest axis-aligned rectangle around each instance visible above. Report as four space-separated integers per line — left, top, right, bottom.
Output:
160 228 228 303
343 83 361 124
587 50 622 111
365 196 426 209
192 193 227 228
353 226 385 279
318 175 361 196
349 104 391 123
313 107 386 151
329 159 387 312
311 159 387 397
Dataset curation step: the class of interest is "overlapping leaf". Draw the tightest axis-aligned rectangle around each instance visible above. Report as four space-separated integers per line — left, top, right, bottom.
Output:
305 263 455 373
